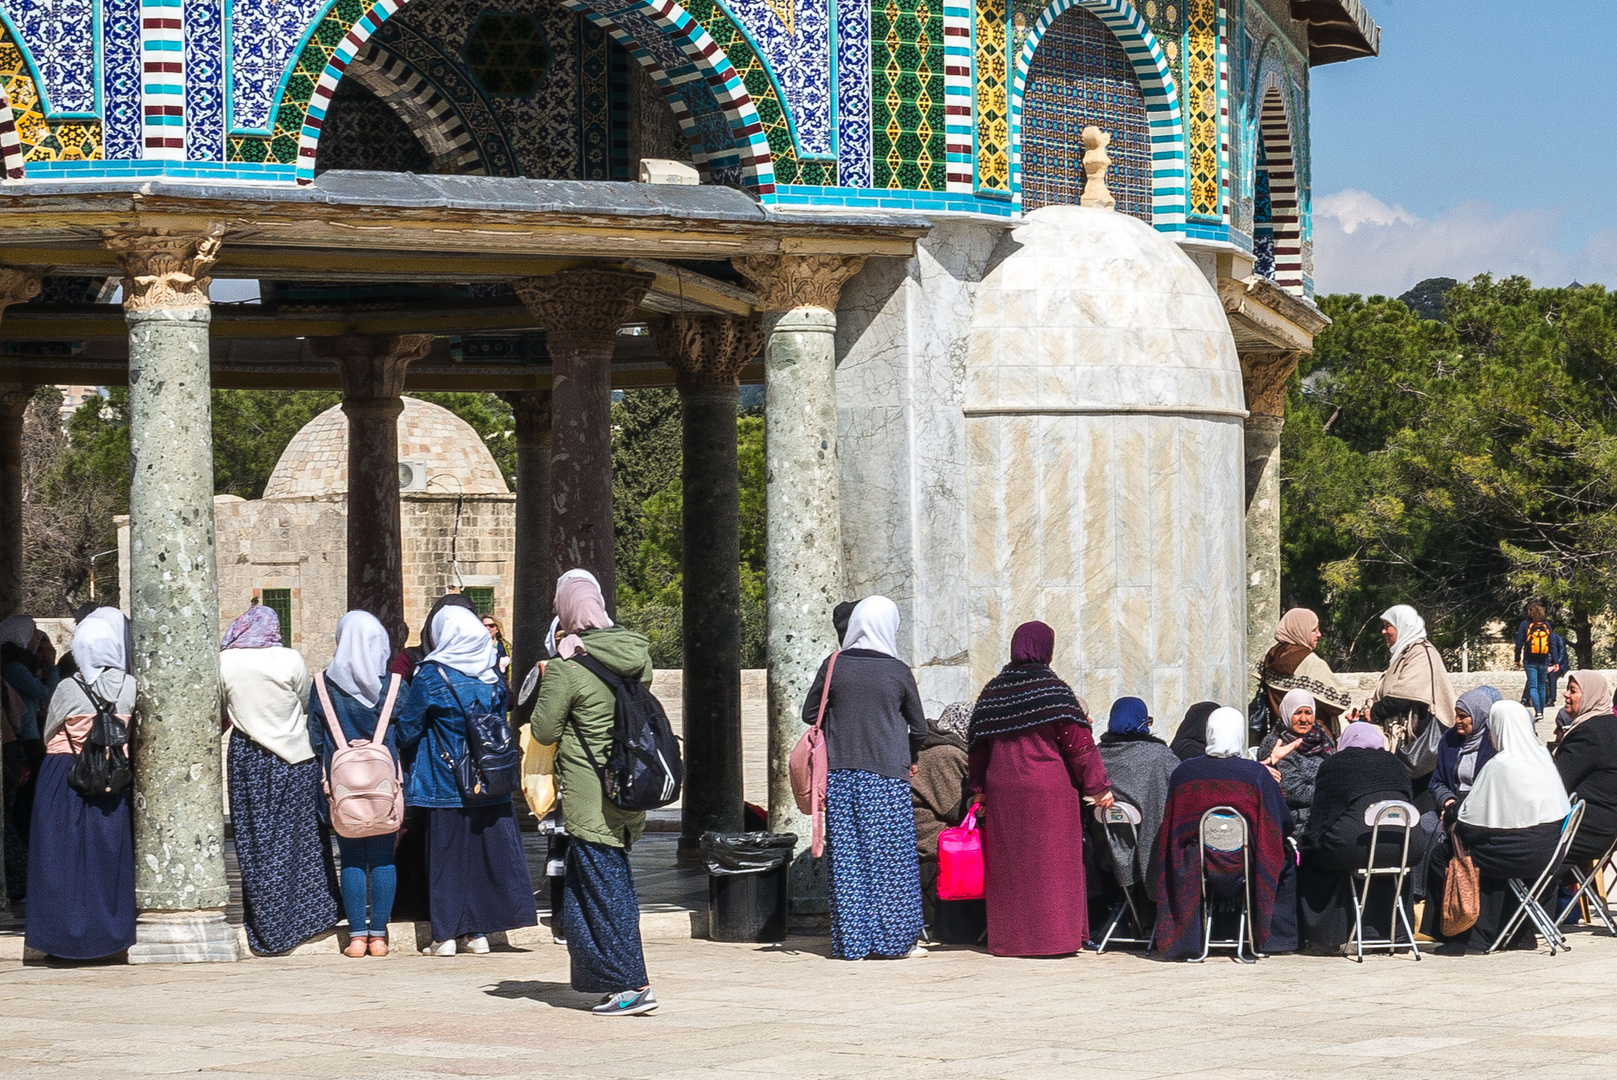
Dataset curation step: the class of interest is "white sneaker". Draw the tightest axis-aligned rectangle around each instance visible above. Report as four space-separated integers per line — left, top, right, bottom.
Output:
906 944 929 958
422 939 456 956
460 934 491 955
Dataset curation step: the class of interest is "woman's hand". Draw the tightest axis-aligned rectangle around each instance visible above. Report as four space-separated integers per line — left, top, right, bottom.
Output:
1266 765 1283 785
1267 737 1303 765
909 763 918 778
1093 789 1115 810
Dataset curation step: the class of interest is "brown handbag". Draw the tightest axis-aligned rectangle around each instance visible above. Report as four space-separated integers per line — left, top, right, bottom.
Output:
1441 826 1481 936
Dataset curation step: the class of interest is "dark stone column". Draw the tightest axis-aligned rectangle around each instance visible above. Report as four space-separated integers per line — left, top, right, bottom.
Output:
0 385 32 621
499 388 552 686
1240 350 1299 694
653 314 764 863
104 228 238 962
318 335 433 646
513 268 652 610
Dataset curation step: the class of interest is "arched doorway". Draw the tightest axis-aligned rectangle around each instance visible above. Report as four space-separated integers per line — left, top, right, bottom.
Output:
1018 4 1151 220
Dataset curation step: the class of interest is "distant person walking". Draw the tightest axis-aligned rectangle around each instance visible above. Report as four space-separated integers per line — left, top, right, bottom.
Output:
1514 602 1558 725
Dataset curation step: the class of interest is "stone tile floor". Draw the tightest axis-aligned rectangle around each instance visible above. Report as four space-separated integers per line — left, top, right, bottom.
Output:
3 925 1616 1079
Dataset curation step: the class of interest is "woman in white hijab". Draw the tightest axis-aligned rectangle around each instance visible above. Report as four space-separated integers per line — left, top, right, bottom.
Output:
1422 700 1573 952
1365 604 1456 783
395 604 535 956
24 618 137 960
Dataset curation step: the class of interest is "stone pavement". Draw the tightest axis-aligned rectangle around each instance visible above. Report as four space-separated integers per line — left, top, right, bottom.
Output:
4 927 1616 1079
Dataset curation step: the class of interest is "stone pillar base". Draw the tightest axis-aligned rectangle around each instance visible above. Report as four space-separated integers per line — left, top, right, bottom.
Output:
127 910 241 964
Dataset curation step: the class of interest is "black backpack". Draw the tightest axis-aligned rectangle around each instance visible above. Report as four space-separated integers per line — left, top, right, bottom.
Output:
432 665 520 800
65 676 132 797
570 653 683 811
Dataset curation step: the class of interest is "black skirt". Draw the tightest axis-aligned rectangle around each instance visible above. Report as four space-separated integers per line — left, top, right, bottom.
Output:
424 801 537 942
1421 821 1561 951
1298 797 1428 954
24 754 136 959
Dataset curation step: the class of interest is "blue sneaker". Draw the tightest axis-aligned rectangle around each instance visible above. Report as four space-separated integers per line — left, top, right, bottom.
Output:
591 987 658 1016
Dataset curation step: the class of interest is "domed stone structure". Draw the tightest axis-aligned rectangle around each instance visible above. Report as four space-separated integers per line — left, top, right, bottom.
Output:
264 397 509 498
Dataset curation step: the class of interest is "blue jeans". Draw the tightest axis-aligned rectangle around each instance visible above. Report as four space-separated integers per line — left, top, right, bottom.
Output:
1525 663 1549 716
336 833 397 936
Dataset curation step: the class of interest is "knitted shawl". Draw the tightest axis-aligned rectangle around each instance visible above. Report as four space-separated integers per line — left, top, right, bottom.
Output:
967 662 1088 747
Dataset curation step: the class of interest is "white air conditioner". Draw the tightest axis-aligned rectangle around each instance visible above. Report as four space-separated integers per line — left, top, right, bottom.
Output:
398 461 428 492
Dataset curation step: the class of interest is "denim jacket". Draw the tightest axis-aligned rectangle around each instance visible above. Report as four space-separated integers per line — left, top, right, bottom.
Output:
393 662 510 809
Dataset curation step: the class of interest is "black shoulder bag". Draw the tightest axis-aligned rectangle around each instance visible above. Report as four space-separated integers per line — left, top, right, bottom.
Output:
65 676 133 797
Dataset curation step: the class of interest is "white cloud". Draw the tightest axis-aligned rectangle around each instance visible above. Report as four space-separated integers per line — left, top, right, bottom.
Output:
1311 189 1617 297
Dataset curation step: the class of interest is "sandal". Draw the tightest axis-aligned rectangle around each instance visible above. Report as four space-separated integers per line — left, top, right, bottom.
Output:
368 935 389 957
343 935 369 959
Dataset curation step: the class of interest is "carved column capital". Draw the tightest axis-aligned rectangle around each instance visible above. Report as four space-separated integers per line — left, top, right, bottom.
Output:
499 388 553 441
512 268 654 354
102 227 225 312
315 334 435 402
0 384 31 419
0 268 41 318
1240 349 1302 418
732 254 867 313
653 313 764 393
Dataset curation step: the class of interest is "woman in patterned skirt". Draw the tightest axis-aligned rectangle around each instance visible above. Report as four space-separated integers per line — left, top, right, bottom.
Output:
799 595 927 960
220 605 340 955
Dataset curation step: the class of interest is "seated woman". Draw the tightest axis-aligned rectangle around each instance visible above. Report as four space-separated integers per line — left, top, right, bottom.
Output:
1149 707 1295 960
1554 671 1617 864
1296 722 1422 954
1169 701 1220 762
1422 701 1572 952
1094 698 1180 910
911 702 981 943
1257 608 1354 737
1256 690 1335 831
1430 687 1501 817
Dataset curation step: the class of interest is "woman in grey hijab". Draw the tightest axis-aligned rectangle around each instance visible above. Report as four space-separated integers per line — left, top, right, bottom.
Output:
911 702 976 940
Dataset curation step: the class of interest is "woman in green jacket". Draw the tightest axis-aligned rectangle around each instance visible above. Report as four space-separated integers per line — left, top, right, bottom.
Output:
530 572 658 1017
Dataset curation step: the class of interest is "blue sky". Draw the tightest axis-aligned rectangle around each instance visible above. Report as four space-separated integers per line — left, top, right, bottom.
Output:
1307 0 1617 296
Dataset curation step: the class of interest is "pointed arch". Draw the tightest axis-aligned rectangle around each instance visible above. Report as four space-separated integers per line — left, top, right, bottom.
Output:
1255 76 1300 293
1008 0 1184 229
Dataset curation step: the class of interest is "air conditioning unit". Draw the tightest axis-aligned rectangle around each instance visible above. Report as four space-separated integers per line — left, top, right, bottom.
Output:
398 461 428 492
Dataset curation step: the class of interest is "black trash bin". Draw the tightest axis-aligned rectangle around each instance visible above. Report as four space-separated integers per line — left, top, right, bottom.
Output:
701 831 797 942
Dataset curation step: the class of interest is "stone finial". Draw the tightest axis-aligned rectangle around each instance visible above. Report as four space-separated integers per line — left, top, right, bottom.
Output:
315 334 435 401
1240 349 1302 418
101 227 225 312
732 254 867 313
0 268 41 318
1079 126 1116 210
652 313 765 392
512 267 655 353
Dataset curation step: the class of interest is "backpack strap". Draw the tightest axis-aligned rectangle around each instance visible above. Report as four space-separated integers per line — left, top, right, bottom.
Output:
810 650 839 735
567 653 619 784
314 672 351 752
432 662 470 714
371 673 402 744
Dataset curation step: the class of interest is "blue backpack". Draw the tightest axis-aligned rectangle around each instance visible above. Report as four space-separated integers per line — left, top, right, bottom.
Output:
432 665 520 800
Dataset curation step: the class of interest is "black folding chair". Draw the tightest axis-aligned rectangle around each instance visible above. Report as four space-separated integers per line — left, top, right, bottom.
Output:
1554 826 1617 937
1092 801 1154 953
1346 799 1421 961
1487 799 1585 956
1192 806 1258 964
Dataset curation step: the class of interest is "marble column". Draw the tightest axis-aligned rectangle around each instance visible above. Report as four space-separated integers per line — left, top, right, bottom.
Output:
653 314 764 863
1241 350 1299 691
499 388 552 688
734 254 865 923
320 335 434 646
0 270 39 623
513 268 652 610
103 228 238 962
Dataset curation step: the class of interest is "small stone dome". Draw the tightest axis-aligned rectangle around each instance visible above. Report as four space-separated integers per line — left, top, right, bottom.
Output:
967 205 1243 413
263 397 509 498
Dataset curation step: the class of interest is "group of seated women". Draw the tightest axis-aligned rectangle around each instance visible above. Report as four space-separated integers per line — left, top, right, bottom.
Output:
914 606 1617 960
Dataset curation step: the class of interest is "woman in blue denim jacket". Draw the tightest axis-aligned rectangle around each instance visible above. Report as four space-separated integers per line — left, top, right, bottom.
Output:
394 603 536 956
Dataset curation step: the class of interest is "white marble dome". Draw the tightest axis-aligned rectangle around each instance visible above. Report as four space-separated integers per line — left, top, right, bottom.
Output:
962 204 1247 725
263 396 509 498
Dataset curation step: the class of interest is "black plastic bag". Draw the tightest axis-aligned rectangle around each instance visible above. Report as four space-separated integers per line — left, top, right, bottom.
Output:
700 831 798 876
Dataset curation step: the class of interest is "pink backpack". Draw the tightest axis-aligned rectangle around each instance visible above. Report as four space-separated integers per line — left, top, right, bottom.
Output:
789 651 837 857
314 672 404 839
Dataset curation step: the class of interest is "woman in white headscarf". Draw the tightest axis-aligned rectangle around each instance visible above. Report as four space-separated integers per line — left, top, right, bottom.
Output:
307 610 402 958
1366 604 1456 786
1422 700 1572 952
23 618 137 959
799 595 928 960
395 604 535 957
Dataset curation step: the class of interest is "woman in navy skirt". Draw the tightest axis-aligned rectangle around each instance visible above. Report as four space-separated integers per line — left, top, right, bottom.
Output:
26 617 136 960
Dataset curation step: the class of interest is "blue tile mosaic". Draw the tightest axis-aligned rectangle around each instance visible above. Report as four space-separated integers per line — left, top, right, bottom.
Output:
4 0 97 115
228 0 331 133
712 0 829 158
101 0 143 159
834 0 870 185
187 0 226 160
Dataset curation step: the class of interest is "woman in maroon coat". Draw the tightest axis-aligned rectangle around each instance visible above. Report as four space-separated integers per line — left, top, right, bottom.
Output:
968 621 1113 956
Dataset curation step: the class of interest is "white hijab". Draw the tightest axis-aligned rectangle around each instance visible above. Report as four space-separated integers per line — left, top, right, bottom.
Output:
1459 701 1572 830
842 595 900 659
82 607 134 674
326 610 390 707
424 605 499 684
70 617 125 685
1204 707 1248 758
1381 604 1428 664
546 569 613 657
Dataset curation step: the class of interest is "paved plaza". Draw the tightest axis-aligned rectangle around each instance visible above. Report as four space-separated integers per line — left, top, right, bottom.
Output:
3 925 1613 1080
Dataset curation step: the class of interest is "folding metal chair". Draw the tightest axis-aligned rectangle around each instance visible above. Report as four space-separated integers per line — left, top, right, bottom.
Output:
1554 826 1617 936
1487 799 1585 956
1346 799 1421 962
1092 801 1155 953
1192 806 1258 963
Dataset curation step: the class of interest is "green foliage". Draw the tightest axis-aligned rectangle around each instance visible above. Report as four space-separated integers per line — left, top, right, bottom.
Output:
611 389 682 595
1283 276 1617 668
211 390 339 498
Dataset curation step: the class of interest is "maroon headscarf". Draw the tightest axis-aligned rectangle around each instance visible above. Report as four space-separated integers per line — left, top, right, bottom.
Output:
221 605 282 650
1010 620 1055 665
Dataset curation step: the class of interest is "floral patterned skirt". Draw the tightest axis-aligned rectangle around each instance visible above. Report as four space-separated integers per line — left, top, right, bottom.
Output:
826 769 924 959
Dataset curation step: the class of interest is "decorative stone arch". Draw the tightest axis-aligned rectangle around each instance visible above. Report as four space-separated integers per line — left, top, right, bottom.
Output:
1254 72 1301 293
1009 0 1184 229
0 87 23 180
290 0 775 197
338 41 494 176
